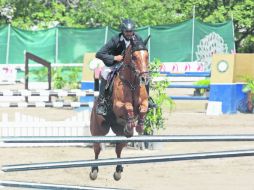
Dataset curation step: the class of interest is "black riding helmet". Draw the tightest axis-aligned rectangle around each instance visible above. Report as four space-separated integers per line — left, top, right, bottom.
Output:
120 19 135 32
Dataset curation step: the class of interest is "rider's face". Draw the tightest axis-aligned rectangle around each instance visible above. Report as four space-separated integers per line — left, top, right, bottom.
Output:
123 31 134 40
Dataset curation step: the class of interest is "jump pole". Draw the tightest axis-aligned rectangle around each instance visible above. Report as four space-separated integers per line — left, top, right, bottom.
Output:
0 89 97 97
3 135 254 143
0 102 90 108
3 149 254 172
0 180 120 190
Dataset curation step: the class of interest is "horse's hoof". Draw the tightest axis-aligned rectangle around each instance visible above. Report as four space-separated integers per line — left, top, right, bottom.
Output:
89 170 98 180
113 171 121 181
124 127 133 138
125 133 133 138
136 125 144 134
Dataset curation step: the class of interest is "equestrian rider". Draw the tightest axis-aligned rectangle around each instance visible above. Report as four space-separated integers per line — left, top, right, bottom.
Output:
95 19 156 116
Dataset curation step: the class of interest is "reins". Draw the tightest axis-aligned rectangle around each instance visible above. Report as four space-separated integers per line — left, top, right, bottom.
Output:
118 45 142 91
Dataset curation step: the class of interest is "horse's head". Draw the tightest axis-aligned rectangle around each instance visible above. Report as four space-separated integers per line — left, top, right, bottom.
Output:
121 37 150 88
130 40 150 85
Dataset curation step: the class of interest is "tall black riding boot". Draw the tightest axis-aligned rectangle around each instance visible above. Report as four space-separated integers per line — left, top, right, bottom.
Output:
96 79 108 116
146 84 157 109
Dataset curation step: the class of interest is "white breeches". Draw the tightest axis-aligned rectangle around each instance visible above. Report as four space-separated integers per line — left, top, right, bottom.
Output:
101 66 113 80
89 58 114 80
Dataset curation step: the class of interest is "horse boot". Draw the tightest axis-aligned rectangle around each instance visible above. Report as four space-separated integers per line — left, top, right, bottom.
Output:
96 78 108 116
146 85 157 109
148 97 157 109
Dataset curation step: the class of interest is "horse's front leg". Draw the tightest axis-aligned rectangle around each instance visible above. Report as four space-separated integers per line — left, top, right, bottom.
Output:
136 99 148 134
124 102 135 137
113 142 127 181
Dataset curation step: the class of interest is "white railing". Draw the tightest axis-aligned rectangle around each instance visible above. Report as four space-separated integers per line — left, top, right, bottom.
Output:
0 110 91 147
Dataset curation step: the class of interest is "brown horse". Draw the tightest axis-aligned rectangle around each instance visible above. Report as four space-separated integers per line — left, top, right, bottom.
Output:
89 38 150 180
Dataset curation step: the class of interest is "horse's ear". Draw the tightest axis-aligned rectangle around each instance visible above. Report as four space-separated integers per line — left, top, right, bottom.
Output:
143 35 151 46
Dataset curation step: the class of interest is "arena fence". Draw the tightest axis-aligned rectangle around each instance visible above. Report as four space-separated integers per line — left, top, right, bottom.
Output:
0 112 90 137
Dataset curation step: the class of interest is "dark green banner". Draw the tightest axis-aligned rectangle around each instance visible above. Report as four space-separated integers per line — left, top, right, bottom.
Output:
0 25 8 64
0 19 235 68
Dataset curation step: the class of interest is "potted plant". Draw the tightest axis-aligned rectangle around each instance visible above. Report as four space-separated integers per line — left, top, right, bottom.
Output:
242 76 254 113
193 78 210 96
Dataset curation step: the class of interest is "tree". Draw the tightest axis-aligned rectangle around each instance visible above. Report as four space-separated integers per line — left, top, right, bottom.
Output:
0 0 76 28
155 0 254 52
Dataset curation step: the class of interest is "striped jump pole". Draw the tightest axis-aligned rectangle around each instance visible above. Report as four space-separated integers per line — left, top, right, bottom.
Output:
0 89 99 97
3 135 254 143
170 96 209 100
0 102 91 108
2 149 254 172
0 181 120 190
168 84 209 89
160 72 211 77
158 72 211 101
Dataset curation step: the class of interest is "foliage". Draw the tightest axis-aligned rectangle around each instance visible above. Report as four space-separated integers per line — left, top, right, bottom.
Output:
52 67 66 89
242 75 254 94
30 66 82 89
65 67 82 89
144 59 175 135
30 67 48 82
0 0 76 28
194 78 210 95
241 75 254 113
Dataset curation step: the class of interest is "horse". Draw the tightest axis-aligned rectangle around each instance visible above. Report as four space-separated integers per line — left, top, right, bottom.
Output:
89 37 150 181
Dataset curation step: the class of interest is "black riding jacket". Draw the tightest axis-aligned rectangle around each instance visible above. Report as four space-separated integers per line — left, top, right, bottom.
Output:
96 33 143 67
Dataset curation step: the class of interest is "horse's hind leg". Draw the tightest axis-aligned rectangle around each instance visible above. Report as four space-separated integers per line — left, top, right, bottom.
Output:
113 142 127 181
89 142 101 180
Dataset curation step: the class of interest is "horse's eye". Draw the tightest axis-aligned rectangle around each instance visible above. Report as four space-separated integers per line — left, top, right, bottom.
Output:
132 56 137 61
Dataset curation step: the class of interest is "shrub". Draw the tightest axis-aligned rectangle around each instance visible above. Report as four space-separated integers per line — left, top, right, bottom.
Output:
144 59 175 135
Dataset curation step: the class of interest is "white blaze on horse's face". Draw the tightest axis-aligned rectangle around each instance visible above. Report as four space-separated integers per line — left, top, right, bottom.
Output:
133 50 149 72
132 50 149 85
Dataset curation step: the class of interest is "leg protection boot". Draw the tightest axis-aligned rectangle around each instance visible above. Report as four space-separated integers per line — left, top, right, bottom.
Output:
96 79 108 115
146 84 157 109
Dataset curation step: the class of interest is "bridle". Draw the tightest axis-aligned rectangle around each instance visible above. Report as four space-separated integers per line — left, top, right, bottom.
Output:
118 47 150 91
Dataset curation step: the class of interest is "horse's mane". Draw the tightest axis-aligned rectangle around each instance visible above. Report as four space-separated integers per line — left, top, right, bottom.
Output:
131 39 148 52
122 39 148 65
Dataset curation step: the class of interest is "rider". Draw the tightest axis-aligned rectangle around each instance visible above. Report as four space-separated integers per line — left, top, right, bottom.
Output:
95 19 156 116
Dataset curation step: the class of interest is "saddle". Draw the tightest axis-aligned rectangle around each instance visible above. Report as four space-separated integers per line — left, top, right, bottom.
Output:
103 63 123 116
105 63 123 95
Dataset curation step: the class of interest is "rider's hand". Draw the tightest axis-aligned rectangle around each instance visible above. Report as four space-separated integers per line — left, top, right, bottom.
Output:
114 55 123 62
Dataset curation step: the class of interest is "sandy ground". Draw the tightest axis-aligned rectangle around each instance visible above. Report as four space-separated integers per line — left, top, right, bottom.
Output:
0 85 254 189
